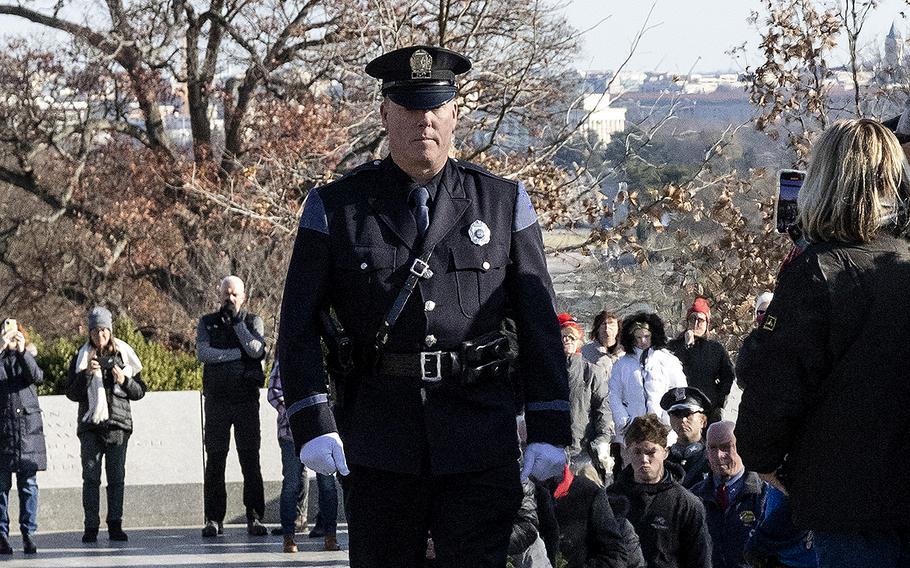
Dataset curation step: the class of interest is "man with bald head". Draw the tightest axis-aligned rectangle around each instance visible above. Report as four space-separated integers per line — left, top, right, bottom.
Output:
196 275 268 538
691 421 766 568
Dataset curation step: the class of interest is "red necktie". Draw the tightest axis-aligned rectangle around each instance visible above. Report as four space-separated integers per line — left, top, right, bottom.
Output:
716 483 729 510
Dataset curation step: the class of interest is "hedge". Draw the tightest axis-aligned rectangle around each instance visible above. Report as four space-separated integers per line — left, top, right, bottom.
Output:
31 319 203 395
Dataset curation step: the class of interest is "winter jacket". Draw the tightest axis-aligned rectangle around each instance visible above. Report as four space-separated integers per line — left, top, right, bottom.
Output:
567 354 613 461
608 348 686 443
667 336 735 421
66 350 147 435
743 485 817 567
0 349 46 472
510 479 540 555
736 233 910 532
691 471 766 568
667 441 710 489
581 341 623 377
197 311 266 402
554 474 630 568
607 462 713 568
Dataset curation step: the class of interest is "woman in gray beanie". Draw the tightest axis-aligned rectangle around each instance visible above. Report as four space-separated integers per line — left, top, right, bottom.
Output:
65 307 146 543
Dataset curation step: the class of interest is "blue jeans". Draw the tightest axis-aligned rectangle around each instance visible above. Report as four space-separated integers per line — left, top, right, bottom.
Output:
814 530 910 568
279 438 306 536
312 471 339 536
0 470 38 536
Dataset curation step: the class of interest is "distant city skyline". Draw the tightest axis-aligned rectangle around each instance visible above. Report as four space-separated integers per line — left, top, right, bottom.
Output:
564 0 910 74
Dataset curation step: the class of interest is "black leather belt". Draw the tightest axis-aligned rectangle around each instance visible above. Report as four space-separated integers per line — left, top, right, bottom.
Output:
379 351 460 384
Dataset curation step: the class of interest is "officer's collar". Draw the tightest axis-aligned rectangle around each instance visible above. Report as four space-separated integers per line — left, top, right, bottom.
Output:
382 156 453 202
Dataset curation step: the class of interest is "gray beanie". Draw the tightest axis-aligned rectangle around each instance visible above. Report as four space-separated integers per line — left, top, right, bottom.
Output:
88 306 113 331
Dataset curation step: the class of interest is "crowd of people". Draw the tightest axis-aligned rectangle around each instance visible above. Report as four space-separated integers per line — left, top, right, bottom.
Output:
0 43 909 568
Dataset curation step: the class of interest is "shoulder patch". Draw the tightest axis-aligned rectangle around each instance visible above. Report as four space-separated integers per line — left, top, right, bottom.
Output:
299 188 329 234
513 181 539 232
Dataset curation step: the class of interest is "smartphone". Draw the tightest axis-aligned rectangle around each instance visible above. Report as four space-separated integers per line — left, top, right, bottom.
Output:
776 170 805 234
1 319 16 337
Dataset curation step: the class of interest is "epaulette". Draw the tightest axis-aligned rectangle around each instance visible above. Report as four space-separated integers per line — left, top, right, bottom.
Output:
317 159 383 193
453 159 519 187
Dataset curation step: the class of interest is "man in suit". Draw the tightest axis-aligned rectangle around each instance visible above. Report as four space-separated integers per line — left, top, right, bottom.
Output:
277 45 572 567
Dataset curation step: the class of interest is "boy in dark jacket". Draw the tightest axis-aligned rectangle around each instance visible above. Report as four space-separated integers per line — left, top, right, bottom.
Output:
607 414 712 568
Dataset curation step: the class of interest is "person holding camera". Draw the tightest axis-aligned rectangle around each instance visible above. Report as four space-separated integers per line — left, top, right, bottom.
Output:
0 320 45 555
65 307 146 543
736 119 910 568
196 275 267 538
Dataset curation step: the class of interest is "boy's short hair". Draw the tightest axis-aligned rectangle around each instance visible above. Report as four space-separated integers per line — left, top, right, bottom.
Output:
625 414 670 447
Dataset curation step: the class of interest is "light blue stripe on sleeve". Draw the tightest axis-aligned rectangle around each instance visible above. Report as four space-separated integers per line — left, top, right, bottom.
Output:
526 399 570 412
299 189 329 234
513 181 538 232
286 393 329 418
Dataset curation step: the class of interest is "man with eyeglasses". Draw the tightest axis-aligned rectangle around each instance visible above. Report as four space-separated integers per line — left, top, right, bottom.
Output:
668 297 735 424
660 386 712 489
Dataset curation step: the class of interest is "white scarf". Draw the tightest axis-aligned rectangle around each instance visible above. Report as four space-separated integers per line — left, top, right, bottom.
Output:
76 338 143 424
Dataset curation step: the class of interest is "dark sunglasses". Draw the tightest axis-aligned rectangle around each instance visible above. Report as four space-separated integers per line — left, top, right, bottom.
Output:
668 409 700 418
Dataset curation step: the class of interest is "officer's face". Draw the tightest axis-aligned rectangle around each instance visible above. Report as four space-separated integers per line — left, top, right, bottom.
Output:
381 98 458 179
627 440 668 484
668 410 706 444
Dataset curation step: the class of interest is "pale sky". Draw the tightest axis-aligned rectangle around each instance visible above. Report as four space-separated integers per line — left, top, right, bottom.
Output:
0 0 907 74
563 0 910 73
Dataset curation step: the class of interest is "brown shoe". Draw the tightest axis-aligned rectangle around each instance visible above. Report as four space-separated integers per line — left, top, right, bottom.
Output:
324 535 340 551
283 534 298 553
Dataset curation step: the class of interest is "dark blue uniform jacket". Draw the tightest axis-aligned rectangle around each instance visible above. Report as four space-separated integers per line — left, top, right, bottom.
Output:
278 157 571 474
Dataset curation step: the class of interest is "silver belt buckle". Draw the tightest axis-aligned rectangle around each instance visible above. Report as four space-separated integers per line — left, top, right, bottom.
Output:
420 351 443 383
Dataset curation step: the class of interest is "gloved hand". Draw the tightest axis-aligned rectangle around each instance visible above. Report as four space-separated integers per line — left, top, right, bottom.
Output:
520 442 566 482
299 432 350 476
220 301 241 325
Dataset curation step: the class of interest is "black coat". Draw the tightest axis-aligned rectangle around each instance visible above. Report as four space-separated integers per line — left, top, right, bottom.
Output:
736 233 910 532
0 349 46 472
278 157 571 474
65 352 147 435
667 441 710 489
554 475 630 568
691 471 766 568
667 336 735 419
607 463 713 568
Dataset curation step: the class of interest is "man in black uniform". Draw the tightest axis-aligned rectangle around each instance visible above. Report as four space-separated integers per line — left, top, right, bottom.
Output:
196 275 268 537
660 386 711 489
277 45 572 567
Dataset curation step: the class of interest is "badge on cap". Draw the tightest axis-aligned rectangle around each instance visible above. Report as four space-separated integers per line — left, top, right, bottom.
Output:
469 220 491 246
410 49 433 79
673 388 686 402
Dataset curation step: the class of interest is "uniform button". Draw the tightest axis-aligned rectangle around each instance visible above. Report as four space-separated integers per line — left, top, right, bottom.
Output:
425 301 436 312
15 408 21 414
373 160 381 165
360 262 368 270
425 334 437 347
482 261 491 270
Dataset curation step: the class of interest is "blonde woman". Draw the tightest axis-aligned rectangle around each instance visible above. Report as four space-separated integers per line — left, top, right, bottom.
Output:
65 307 146 544
736 119 910 568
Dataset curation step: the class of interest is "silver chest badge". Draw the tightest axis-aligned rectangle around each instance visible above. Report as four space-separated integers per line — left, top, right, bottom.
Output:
469 220 491 246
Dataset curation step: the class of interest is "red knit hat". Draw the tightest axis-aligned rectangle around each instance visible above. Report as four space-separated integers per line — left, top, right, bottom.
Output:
686 297 711 322
558 312 583 337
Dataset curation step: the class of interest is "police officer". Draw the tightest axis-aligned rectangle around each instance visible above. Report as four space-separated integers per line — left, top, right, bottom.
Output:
660 386 712 489
277 45 572 567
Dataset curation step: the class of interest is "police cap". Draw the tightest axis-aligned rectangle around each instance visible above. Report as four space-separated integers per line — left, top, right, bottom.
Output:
660 386 712 415
366 45 471 110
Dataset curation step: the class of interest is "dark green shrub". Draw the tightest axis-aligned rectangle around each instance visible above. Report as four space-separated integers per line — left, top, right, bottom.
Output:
31 319 202 395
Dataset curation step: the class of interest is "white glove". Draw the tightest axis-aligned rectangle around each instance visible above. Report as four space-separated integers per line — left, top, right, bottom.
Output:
299 432 350 476
521 442 567 482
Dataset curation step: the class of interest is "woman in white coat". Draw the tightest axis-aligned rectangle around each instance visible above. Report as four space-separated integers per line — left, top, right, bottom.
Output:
608 312 686 447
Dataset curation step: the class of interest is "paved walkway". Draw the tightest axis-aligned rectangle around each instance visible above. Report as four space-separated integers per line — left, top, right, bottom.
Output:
0 525 350 567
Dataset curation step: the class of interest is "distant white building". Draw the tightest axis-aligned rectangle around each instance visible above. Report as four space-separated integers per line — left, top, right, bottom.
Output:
886 22 904 70
572 93 626 144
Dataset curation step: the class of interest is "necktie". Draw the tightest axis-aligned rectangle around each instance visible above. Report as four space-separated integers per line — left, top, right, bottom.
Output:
716 483 729 510
411 186 430 238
